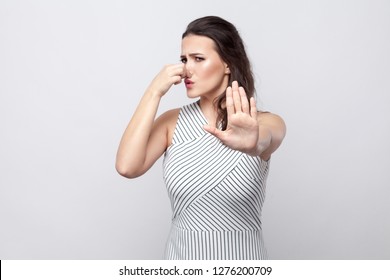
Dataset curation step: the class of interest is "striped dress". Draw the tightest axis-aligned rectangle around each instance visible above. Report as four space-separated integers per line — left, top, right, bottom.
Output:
163 101 270 260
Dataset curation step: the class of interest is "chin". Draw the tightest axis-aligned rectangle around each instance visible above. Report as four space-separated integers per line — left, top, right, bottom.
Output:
186 90 201 99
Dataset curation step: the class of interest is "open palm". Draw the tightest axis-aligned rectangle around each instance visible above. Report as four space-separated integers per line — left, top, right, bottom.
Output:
204 81 259 155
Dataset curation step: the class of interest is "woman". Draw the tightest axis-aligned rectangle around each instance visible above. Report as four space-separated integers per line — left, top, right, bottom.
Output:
116 16 286 260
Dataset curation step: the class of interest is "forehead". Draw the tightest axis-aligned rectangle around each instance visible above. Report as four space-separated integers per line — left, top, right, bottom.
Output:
181 34 217 55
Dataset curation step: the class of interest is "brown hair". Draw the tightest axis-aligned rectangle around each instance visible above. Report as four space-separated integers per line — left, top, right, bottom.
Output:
182 16 255 130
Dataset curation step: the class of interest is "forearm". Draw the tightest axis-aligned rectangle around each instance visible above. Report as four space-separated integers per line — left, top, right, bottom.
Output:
115 89 162 177
249 125 272 157
250 114 286 160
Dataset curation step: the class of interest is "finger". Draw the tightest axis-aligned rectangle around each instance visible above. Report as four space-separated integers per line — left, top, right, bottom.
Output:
167 64 185 76
232 80 239 91
165 63 184 72
232 81 242 113
250 97 258 119
226 86 234 116
173 77 182 85
239 87 249 114
170 64 185 83
176 63 185 76
203 124 225 141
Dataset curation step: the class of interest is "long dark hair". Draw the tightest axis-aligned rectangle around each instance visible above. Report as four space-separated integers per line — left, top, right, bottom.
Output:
182 16 255 130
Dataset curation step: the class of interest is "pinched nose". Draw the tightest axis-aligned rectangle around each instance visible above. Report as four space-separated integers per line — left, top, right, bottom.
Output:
183 64 193 78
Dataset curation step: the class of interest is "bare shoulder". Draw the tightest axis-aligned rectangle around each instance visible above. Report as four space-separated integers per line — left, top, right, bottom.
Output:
154 108 181 146
156 108 181 123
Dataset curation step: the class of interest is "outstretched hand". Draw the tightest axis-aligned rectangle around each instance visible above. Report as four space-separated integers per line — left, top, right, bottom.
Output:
203 81 260 155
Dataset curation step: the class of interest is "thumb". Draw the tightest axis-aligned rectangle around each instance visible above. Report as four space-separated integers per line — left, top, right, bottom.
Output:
203 124 224 140
173 76 183 85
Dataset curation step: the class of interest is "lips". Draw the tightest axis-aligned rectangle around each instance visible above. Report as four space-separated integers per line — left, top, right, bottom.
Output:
184 79 194 89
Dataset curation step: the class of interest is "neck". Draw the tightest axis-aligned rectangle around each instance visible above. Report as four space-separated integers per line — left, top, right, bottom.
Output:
198 97 219 126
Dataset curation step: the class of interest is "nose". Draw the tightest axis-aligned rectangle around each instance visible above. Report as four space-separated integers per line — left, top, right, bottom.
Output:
184 62 193 78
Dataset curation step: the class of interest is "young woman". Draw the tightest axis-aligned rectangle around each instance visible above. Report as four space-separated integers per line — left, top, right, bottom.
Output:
116 16 286 260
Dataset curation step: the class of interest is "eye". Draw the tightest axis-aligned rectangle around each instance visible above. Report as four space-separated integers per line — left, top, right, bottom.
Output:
180 57 187 63
195 57 204 62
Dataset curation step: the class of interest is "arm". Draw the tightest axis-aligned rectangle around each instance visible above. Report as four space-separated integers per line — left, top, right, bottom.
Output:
115 64 184 178
203 81 286 160
254 112 286 161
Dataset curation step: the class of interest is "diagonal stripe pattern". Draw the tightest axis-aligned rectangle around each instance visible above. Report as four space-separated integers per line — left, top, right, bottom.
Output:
163 101 270 260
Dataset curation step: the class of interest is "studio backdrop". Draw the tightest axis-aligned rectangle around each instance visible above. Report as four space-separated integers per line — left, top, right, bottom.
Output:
1 0 389 259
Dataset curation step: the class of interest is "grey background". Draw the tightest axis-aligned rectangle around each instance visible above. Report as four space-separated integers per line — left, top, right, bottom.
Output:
1 0 389 259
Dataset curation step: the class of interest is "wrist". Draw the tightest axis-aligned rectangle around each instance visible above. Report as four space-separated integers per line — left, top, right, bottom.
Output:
145 86 164 100
249 129 272 157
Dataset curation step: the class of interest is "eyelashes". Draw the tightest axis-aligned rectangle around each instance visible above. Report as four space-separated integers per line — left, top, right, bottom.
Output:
180 57 204 63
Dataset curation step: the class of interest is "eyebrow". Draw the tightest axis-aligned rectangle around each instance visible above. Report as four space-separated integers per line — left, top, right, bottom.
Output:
180 53 205 58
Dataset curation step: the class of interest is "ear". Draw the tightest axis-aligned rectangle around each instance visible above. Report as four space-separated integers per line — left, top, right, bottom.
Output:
224 64 230 74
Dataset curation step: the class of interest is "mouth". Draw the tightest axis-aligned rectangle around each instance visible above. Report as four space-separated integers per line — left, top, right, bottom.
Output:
184 79 194 89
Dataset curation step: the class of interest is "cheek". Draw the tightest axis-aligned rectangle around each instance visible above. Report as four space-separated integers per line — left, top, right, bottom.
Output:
198 60 223 78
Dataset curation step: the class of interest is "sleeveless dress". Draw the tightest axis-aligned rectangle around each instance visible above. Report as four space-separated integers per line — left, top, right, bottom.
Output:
163 101 270 260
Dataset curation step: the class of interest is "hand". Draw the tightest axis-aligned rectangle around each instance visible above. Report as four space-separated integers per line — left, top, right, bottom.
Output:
147 64 185 97
203 81 260 155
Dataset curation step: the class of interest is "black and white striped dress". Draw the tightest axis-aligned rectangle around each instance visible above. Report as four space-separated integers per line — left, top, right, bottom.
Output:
163 101 270 260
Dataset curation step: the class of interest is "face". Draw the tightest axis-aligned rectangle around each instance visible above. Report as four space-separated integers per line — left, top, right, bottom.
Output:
181 35 230 100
